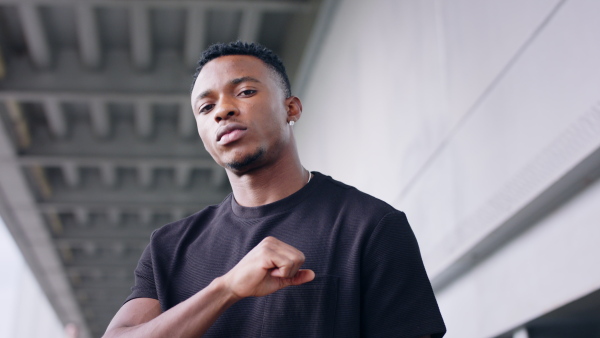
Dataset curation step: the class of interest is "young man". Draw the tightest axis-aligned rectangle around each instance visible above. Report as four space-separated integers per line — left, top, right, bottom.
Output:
104 42 446 337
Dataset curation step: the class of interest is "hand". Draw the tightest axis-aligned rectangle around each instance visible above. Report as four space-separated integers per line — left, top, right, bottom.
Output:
220 236 315 300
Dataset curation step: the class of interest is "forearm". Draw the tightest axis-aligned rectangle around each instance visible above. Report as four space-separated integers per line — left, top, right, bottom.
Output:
104 237 313 337
104 277 238 338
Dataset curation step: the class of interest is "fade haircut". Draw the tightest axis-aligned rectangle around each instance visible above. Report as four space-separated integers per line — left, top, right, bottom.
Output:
191 41 292 98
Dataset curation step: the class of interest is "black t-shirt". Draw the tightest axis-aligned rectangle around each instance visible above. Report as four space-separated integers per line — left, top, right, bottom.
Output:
127 172 446 337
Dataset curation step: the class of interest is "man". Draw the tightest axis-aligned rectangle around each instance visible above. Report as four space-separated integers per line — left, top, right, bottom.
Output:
104 41 446 337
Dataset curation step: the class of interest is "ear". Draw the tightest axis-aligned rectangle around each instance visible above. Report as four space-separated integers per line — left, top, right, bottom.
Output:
285 96 303 123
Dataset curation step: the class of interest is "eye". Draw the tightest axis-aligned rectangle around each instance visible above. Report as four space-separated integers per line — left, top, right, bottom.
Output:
239 89 257 97
198 104 214 115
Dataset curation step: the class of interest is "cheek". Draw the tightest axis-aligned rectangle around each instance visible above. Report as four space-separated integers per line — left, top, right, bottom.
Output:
255 102 287 130
195 121 213 150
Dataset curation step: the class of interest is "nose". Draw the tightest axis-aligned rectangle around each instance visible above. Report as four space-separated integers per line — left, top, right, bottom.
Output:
213 97 239 123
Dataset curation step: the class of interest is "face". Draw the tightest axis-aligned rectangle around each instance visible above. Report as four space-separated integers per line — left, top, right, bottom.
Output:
191 55 300 173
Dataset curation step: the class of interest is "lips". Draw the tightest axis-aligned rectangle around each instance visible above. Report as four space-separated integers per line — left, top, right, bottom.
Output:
216 123 248 144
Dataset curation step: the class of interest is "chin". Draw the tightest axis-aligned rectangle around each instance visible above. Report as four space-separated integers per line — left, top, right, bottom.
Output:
224 147 266 172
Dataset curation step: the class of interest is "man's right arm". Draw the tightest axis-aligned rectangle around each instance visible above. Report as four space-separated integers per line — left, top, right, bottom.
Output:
103 236 315 338
103 276 237 338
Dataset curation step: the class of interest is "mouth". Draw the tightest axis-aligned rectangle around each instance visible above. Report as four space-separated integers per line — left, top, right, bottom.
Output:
216 123 248 144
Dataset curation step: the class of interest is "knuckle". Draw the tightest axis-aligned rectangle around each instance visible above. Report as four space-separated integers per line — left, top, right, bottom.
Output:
293 251 305 264
256 245 269 256
257 237 272 248
260 236 275 247
287 258 296 268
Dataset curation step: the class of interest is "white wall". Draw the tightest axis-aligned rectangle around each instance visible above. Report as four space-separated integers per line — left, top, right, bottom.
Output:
437 172 600 337
0 219 66 338
296 0 600 336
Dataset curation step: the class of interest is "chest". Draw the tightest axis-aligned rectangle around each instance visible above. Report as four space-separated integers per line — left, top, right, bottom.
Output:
155 210 367 312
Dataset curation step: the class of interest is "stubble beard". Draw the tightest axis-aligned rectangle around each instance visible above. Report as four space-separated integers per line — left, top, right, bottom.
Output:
224 147 266 172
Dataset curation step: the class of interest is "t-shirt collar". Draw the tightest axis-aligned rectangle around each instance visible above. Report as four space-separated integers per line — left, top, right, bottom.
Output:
230 171 322 218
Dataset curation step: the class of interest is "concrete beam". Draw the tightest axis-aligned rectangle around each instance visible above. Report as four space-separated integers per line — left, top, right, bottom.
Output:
238 8 262 42
61 162 80 187
12 143 210 166
130 5 152 70
172 207 186 221
211 167 226 187
89 99 110 138
70 281 133 291
135 101 153 138
0 91 187 105
36 201 214 212
107 208 120 225
1 50 192 93
65 259 139 270
137 163 153 188
82 241 98 255
185 8 207 69
56 227 152 241
99 163 116 187
4 100 31 150
179 100 197 138
18 3 51 68
0 44 5 78
73 207 89 226
16 156 218 170
44 98 68 138
34 189 225 209
71 275 129 287
76 4 102 68
30 187 226 211
55 238 148 250
28 165 52 199
175 163 192 188
139 207 153 225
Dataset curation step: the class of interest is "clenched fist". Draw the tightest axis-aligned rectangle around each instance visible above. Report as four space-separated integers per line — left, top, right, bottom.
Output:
220 236 315 300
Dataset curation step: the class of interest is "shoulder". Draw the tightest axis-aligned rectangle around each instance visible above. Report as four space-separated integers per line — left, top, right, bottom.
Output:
149 195 232 244
313 172 399 220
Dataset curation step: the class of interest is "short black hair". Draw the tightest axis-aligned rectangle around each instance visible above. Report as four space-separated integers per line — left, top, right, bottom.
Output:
191 41 292 98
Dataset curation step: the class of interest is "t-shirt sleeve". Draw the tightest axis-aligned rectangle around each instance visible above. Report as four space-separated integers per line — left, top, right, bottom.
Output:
124 233 158 304
361 210 446 337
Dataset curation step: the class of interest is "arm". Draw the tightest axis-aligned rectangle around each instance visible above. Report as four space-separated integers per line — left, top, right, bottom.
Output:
103 279 234 338
103 236 315 338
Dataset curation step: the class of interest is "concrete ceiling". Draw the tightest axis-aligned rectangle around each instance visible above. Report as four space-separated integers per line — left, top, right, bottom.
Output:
0 0 329 336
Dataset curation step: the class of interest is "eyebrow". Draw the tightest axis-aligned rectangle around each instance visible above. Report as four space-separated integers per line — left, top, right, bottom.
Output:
231 76 261 85
194 76 262 103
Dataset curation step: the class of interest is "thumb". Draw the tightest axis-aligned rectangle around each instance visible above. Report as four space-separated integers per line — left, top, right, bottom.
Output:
285 269 315 287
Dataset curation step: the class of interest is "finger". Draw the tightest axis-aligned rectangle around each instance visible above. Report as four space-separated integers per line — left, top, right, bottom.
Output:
280 269 316 288
259 237 303 257
255 237 305 277
263 250 305 278
268 256 300 278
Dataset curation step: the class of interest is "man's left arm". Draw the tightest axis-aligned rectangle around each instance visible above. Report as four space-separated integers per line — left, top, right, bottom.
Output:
361 211 446 338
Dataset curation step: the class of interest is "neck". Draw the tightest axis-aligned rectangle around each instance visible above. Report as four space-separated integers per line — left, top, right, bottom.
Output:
226 148 308 207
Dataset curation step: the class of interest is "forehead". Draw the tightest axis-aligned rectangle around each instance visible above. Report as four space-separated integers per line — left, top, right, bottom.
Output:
192 55 276 95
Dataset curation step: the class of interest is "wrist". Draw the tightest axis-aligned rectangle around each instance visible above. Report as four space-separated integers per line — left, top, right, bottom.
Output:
211 276 242 304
